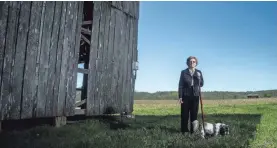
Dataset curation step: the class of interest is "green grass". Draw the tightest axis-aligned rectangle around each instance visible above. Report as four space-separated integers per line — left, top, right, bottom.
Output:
0 102 276 148
134 102 277 148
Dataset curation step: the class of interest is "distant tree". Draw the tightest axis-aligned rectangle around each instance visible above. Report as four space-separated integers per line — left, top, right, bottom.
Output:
264 93 272 98
134 90 277 100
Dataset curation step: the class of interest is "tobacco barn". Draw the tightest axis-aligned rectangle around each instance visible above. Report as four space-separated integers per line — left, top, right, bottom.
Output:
247 94 259 99
0 1 139 129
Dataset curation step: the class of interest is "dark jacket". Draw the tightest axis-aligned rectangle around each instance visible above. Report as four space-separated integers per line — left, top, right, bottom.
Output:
178 68 204 98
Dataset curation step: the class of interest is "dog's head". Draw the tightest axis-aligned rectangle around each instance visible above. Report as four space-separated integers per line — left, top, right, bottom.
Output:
219 124 230 136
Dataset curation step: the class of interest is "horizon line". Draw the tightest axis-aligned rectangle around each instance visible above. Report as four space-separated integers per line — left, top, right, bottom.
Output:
135 89 277 93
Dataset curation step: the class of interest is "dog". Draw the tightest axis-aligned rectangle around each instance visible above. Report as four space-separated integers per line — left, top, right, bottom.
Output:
192 120 230 138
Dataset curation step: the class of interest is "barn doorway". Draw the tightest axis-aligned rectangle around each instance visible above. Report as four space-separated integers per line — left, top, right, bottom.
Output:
75 1 94 113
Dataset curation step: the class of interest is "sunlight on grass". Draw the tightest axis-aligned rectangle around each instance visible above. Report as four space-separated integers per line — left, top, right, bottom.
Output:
133 101 277 148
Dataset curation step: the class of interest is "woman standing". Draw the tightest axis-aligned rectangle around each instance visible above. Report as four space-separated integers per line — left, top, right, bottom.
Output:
178 56 204 134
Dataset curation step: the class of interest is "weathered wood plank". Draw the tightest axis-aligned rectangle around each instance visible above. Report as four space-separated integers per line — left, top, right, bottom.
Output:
65 1 80 116
130 18 139 113
81 34 91 45
0 2 20 120
101 3 111 114
121 11 127 113
58 1 74 116
81 28 91 35
132 2 136 19
75 99 86 107
21 1 43 119
135 2 140 20
122 11 131 112
122 1 129 17
126 16 133 113
97 2 110 115
32 1 46 118
36 1 55 117
0 2 9 120
53 2 67 116
123 1 135 19
110 8 121 113
136 2 140 20
111 1 122 11
74 2 84 110
127 18 134 113
83 20 92 25
9 2 31 120
105 6 116 114
77 68 88 74
64 1 76 115
87 2 101 116
116 10 125 114
121 13 130 114
75 109 85 115
125 18 131 114
111 2 139 19
45 2 62 117
93 2 106 115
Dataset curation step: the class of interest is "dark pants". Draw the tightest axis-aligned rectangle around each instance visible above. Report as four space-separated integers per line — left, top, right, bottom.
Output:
181 87 199 133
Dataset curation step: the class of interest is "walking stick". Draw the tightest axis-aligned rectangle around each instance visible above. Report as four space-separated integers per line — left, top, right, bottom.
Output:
197 72 206 138
199 88 206 138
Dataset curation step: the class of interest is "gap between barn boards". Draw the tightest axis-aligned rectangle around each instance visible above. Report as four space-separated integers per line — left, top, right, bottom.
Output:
74 2 94 116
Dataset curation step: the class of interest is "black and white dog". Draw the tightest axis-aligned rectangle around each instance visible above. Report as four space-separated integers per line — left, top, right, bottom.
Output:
192 120 230 138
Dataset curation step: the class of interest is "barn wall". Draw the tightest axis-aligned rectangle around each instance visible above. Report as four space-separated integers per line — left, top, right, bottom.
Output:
86 1 139 116
0 1 83 120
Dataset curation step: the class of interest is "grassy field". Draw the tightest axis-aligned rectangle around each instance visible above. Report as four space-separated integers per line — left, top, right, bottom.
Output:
134 98 277 105
0 98 276 148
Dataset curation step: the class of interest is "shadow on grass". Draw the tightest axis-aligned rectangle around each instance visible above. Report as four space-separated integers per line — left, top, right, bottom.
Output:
0 114 261 148
97 114 261 130
92 114 262 147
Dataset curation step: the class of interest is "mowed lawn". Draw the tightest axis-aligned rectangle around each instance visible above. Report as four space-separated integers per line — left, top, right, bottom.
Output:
0 98 276 148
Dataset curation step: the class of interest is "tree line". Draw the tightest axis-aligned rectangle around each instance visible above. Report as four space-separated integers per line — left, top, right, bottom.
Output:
134 89 277 100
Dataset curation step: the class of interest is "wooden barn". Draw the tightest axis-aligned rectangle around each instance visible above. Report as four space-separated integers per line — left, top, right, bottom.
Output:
247 94 259 98
0 1 139 129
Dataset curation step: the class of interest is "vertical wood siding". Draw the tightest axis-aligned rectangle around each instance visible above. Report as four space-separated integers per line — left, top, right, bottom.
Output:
0 1 83 120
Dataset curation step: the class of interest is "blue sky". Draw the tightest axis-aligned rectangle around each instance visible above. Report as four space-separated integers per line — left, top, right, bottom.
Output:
77 1 277 93
135 1 277 92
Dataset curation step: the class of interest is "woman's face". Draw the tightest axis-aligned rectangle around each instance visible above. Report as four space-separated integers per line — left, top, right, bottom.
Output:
188 58 197 68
